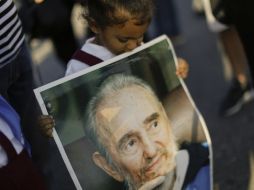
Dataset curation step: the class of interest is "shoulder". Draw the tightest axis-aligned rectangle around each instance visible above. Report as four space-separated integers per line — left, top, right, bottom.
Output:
181 142 210 188
65 58 90 76
185 165 210 190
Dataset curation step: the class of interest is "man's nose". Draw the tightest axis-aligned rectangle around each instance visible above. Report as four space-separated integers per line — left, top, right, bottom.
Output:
143 136 157 159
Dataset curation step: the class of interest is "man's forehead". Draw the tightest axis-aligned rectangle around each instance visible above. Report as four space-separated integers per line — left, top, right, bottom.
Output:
99 106 122 123
96 86 161 139
105 85 155 103
98 85 157 118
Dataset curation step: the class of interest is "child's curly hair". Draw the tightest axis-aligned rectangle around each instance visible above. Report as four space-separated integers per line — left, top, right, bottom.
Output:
82 0 154 29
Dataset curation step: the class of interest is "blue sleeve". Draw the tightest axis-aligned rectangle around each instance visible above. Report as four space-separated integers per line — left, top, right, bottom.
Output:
185 165 210 190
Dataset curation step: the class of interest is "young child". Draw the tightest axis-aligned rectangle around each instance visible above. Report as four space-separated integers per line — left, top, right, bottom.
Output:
65 0 188 76
41 0 189 134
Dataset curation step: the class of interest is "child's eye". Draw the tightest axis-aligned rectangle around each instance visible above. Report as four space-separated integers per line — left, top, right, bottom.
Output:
118 38 128 43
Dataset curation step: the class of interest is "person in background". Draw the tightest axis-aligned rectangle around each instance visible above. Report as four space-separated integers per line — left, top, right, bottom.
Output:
0 1 55 188
146 0 183 45
203 0 254 116
18 0 79 66
0 0 38 143
0 95 47 190
222 0 254 110
218 27 253 116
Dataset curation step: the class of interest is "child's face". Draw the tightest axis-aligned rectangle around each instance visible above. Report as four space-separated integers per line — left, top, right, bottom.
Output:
95 19 149 55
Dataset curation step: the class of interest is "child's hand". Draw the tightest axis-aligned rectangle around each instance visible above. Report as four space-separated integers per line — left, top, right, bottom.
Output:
38 115 55 138
176 58 189 79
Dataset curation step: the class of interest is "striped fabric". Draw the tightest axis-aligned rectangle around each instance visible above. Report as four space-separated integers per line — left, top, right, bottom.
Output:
0 0 24 68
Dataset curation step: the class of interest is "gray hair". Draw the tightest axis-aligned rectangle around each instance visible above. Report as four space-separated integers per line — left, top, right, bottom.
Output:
84 74 159 162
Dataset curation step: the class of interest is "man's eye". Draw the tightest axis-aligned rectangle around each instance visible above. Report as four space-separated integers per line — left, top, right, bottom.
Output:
128 139 135 147
122 138 139 154
151 121 158 129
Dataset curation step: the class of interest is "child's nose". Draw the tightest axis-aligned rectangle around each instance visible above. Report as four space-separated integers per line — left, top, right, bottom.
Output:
126 40 140 51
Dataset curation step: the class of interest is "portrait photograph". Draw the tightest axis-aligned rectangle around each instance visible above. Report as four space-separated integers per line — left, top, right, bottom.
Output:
34 35 213 190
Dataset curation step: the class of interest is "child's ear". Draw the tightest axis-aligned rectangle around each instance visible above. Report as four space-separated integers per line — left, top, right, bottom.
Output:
88 18 100 34
92 151 124 182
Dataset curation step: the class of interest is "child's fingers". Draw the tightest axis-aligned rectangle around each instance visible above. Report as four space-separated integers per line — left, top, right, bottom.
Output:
176 70 180 76
176 69 186 78
38 115 54 122
176 58 189 79
37 115 55 138
44 123 54 130
177 58 189 70
178 70 188 78
178 63 189 73
38 115 55 126
41 124 54 138
45 128 53 138
177 57 187 66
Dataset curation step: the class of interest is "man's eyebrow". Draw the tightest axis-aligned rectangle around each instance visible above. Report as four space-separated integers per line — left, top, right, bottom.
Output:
143 113 159 125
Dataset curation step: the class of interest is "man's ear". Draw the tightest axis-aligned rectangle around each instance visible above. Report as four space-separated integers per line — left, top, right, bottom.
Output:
92 151 124 182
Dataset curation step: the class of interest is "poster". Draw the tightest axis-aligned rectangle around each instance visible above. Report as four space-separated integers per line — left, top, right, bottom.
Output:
34 35 213 190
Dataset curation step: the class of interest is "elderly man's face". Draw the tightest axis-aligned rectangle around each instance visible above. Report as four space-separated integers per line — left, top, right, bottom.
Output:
96 85 177 188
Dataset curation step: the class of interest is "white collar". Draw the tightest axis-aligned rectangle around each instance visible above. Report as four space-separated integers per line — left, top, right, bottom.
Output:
173 150 189 190
81 37 115 61
153 150 189 190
